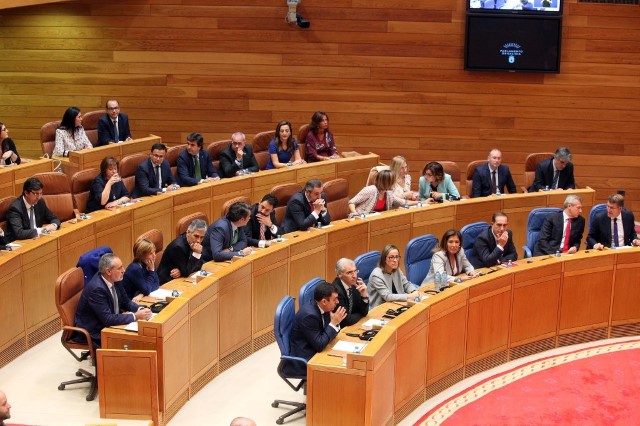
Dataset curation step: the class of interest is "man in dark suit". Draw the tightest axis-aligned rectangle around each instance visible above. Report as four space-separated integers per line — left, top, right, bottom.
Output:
471 148 517 197
202 202 252 262
529 147 575 192
332 258 369 327
288 281 347 376
5 177 61 242
534 194 585 256
97 99 132 146
244 194 280 248
218 132 260 178
157 219 207 284
472 211 518 268
587 194 640 249
133 143 179 198
74 253 152 347
176 132 220 187
281 179 331 233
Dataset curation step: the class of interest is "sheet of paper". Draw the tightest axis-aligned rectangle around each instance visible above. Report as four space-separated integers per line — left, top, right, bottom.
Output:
124 313 158 331
149 288 176 300
332 340 367 353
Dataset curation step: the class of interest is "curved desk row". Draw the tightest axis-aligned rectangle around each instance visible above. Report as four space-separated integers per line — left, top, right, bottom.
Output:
96 188 596 424
0 158 53 198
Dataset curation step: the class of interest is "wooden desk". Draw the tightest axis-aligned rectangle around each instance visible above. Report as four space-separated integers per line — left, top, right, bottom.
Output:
0 158 53 198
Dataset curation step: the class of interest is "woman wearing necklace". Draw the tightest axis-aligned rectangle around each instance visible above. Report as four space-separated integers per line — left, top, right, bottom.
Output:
305 111 340 162
423 229 478 285
418 161 459 202
367 244 420 308
390 156 418 201
53 106 93 157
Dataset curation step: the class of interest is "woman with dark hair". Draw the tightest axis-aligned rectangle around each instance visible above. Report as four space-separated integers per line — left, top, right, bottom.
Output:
266 121 305 169
418 161 460 202
305 111 340 162
367 244 420 308
122 238 159 301
86 156 131 213
53 106 92 157
348 169 412 215
0 122 21 165
423 229 478 285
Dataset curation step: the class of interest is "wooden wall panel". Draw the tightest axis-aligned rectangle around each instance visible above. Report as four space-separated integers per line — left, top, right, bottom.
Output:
1 0 639 211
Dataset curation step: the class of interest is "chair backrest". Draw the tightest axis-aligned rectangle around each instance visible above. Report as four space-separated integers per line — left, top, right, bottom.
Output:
55 267 85 328
460 221 491 266
465 160 486 197
166 144 186 177
405 234 439 285
221 196 251 218
81 110 103 147
32 172 75 221
588 203 607 233
176 211 209 236
524 152 553 191
119 152 148 194
270 183 303 225
137 228 164 269
70 168 100 213
366 165 389 186
40 120 60 157
274 295 296 357
77 246 113 285
298 277 324 308
354 251 381 285
207 139 231 172
438 161 461 193
524 207 562 257
251 130 275 170
323 178 350 220
0 196 14 233
298 124 310 161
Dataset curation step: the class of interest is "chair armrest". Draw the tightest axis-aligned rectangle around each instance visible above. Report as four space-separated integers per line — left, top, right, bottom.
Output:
523 246 532 258
62 325 95 356
282 354 308 367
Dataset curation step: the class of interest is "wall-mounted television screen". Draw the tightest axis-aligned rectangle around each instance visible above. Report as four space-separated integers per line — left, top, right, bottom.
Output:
465 14 562 73
468 0 562 15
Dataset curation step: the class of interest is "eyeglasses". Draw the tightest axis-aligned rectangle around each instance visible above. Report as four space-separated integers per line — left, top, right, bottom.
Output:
231 141 244 146
107 106 120 111
387 255 401 260
29 191 43 197
343 269 359 275
425 172 433 177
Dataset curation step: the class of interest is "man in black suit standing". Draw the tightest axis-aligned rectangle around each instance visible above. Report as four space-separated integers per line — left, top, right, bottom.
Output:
529 147 575 192
74 253 152 347
288 281 347 376
534 194 585 256
244 194 280 248
587 194 640 249
5 177 61 242
281 179 331 233
218 132 260 178
176 132 220 187
472 211 518 268
97 99 132 146
332 258 369 327
202 202 252 262
157 219 207 284
471 148 517 197
133 143 179 197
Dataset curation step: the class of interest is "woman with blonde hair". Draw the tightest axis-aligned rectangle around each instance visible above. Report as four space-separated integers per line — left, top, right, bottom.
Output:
122 238 159 301
348 169 414 215
389 156 418 201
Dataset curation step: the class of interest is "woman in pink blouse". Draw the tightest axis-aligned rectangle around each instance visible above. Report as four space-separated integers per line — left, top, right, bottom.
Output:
305 111 340 162
53 107 92 157
348 170 415 216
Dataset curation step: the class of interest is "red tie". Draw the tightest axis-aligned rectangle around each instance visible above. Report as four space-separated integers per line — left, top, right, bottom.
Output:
259 223 266 240
562 218 572 253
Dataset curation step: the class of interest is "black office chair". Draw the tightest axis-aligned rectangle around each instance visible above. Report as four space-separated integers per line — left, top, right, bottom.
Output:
272 296 308 424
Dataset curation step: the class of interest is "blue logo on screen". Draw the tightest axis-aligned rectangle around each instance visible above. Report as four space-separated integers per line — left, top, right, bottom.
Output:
500 42 523 64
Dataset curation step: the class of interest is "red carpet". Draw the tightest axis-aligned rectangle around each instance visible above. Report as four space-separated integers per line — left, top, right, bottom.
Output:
417 340 640 425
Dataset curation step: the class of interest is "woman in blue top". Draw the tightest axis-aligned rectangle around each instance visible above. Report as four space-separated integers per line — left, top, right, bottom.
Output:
122 238 159 301
266 120 306 170
418 161 460 202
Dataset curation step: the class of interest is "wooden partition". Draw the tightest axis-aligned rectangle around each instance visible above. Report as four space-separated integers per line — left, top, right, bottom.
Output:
0 159 53 198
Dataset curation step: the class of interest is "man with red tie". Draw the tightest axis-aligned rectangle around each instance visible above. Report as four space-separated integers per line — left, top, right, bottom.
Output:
534 194 585 256
586 194 640 249
243 194 279 248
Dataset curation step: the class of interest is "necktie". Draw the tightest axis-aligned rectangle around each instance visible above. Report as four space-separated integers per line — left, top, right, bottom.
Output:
29 206 36 229
259 223 266 240
194 155 202 180
347 287 354 314
561 218 572 253
155 166 162 189
231 228 238 245
491 170 497 194
113 120 119 142
110 285 119 313
552 170 560 189
613 218 619 247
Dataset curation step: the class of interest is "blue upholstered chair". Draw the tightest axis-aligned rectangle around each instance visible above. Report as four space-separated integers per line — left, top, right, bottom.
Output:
588 203 607 234
272 296 307 425
405 234 438 285
460 222 490 267
76 246 113 285
298 277 324 308
354 251 380 285
523 207 562 258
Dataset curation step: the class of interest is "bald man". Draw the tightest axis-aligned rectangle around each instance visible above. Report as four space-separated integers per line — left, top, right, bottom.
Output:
0 390 11 426
230 417 256 426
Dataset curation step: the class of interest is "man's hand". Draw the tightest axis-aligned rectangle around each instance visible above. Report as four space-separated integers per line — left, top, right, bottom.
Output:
169 268 181 279
355 278 367 297
313 198 324 214
235 147 244 161
42 224 57 232
594 243 605 251
240 247 252 256
257 214 273 228
135 308 152 321
330 306 347 326
567 246 577 254
190 241 203 254
496 231 509 248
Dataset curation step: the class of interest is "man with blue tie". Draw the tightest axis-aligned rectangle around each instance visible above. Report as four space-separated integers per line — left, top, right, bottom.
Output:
587 194 640 250
202 202 253 262
471 148 517 197
97 99 132 146
133 143 179 197
176 132 220 187
529 147 575 192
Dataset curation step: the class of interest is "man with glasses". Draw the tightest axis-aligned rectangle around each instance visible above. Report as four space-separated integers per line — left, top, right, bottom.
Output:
587 194 640 250
332 258 369 327
529 146 575 192
5 177 61 242
133 143 179 197
218 132 259 178
97 99 132 146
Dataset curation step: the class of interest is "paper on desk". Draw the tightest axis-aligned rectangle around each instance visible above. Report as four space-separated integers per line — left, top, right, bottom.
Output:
361 318 386 330
149 288 176 300
315 224 334 229
124 313 157 332
332 340 367 353
7 243 22 248
611 246 634 250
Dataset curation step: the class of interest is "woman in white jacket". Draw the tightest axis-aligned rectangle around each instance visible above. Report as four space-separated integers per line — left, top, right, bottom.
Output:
423 229 479 285
348 170 414 216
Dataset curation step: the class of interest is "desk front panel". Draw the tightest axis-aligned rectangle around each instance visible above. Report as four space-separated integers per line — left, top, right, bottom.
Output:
133 197 174 245
336 154 379 198
324 221 368 280
187 281 220 391
252 247 289 341
0 256 25 356
21 238 59 336
611 251 640 327
212 178 252 220
57 220 96 273
13 159 54 195
95 210 134 265
217 263 253 359
411 204 455 244
172 186 212 239
288 233 327 306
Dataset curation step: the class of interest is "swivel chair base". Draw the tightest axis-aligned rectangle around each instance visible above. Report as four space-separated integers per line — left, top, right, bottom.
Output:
272 399 306 425
58 368 98 401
